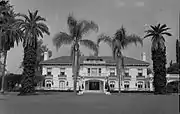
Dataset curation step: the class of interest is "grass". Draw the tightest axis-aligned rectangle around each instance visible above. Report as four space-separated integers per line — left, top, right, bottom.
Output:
0 92 179 114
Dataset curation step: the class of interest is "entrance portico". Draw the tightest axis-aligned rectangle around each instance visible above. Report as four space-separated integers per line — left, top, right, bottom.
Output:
83 78 106 92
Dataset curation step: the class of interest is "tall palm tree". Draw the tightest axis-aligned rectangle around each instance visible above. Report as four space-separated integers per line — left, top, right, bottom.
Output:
19 10 50 95
0 0 23 94
53 14 98 94
144 23 172 94
97 26 143 93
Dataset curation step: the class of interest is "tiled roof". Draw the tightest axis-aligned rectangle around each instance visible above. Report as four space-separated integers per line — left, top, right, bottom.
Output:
40 56 150 66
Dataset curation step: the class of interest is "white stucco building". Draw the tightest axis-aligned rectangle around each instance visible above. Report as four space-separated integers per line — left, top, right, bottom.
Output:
39 52 157 92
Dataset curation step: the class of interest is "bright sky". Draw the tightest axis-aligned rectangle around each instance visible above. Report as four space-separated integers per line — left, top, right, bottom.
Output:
7 0 180 73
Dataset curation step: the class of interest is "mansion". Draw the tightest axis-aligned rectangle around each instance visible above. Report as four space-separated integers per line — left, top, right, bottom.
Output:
40 52 156 92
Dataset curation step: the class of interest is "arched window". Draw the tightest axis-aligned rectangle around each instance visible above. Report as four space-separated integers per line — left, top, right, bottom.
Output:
109 81 115 89
59 81 65 90
124 81 130 89
137 81 143 89
46 80 52 88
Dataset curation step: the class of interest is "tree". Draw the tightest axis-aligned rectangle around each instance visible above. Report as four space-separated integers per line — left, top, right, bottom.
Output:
53 14 98 94
176 39 180 63
144 23 172 94
19 10 50 95
97 26 143 93
0 0 23 94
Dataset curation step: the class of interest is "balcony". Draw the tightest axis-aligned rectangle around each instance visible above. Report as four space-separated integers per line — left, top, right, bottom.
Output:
81 73 107 78
45 74 53 79
108 74 117 80
58 74 67 80
122 75 131 80
136 75 145 80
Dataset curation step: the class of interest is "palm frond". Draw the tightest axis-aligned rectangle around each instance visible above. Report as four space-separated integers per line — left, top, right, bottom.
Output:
67 13 77 36
97 34 112 47
160 27 170 33
126 34 143 47
78 20 98 37
159 24 167 30
52 32 73 51
37 22 50 35
144 33 154 39
80 39 98 55
161 32 172 36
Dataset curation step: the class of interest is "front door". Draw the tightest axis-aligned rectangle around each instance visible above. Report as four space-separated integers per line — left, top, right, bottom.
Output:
89 81 100 90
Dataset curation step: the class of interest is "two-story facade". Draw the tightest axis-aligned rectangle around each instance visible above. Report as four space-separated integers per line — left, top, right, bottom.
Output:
40 52 152 92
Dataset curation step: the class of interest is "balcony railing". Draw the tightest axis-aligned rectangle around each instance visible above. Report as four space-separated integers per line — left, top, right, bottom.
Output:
136 75 145 80
81 73 107 77
58 74 67 79
45 74 53 79
122 75 131 80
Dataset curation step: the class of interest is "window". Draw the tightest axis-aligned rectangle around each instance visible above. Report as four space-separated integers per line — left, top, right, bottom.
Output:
59 81 65 90
138 81 143 89
66 81 68 86
47 68 52 75
110 81 115 89
124 81 129 89
60 68 65 75
87 68 90 75
91 68 97 76
138 68 143 76
99 68 101 75
110 68 115 75
46 80 52 88
124 68 129 76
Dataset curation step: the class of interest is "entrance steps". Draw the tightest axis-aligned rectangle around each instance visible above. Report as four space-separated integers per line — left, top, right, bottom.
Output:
83 90 105 94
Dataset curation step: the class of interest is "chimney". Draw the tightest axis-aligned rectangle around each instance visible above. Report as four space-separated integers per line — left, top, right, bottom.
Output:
141 52 146 61
44 52 49 61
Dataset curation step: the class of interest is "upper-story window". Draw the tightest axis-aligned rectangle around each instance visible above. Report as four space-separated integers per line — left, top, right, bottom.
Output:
138 68 143 76
91 68 97 76
60 68 65 75
47 68 52 75
87 68 90 75
124 68 129 76
110 68 115 75
98 68 101 75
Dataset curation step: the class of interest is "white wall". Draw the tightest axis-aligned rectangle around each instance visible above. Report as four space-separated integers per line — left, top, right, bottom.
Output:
42 65 149 91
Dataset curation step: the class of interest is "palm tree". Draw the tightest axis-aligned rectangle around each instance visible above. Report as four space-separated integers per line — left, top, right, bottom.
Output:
144 23 172 94
53 14 98 94
97 26 143 93
19 10 50 95
0 0 23 94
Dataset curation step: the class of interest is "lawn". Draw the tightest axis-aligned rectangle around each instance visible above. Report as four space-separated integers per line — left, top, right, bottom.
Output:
0 92 179 114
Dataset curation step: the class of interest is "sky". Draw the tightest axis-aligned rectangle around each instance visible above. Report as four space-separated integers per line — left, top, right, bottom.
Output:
6 0 180 73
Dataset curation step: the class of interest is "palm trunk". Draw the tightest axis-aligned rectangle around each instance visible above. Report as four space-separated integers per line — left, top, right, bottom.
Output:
116 56 122 93
20 42 37 95
73 43 80 94
0 51 7 94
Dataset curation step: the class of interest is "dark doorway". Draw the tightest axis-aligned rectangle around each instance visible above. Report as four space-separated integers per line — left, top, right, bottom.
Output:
89 81 100 90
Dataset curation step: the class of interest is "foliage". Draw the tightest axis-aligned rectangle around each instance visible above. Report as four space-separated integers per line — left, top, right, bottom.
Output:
144 23 172 94
147 68 153 75
52 13 98 93
0 73 44 91
167 63 179 74
166 81 180 93
19 10 50 95
0 0 23 93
